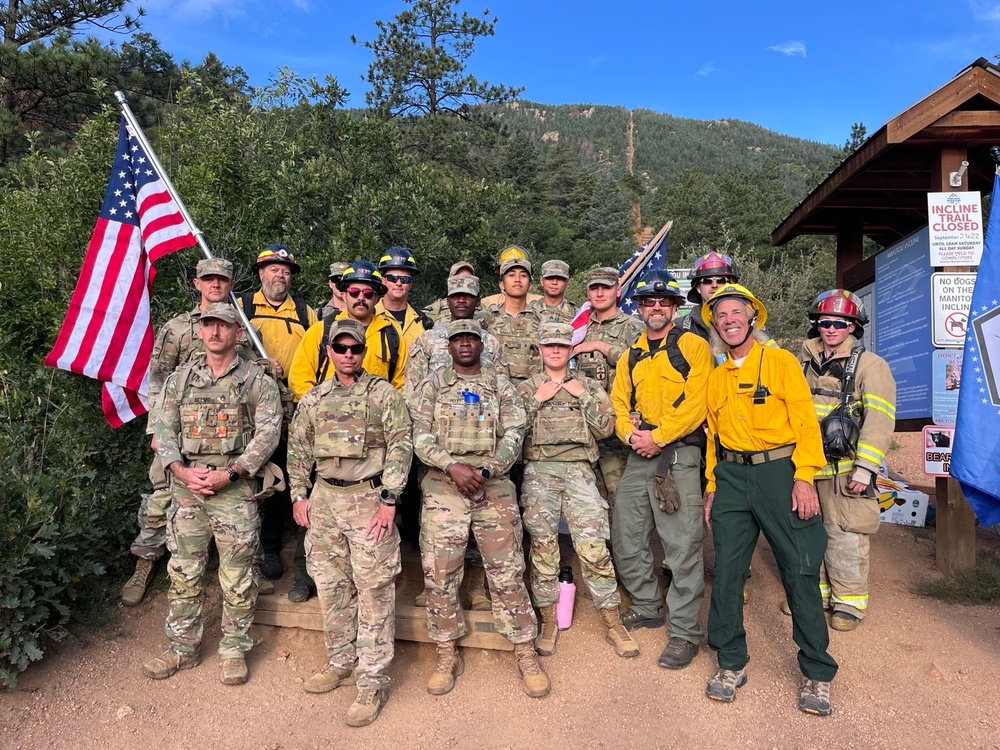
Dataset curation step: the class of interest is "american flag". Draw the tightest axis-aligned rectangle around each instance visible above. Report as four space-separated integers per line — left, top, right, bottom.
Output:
45 117 197 427
570 229 669 344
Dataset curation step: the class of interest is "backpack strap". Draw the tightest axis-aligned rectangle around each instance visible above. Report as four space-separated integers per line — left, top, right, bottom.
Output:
292 296 311 331
315 314 336 384
381 324 401 383
626 327 692 413
416 307 435 331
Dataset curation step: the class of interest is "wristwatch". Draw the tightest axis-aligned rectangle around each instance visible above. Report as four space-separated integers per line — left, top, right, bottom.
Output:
226 465 241 483
379 488 397 507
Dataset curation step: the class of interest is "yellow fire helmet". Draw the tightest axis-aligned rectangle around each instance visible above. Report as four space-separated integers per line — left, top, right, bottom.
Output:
702 283 768 328
496 244 532 268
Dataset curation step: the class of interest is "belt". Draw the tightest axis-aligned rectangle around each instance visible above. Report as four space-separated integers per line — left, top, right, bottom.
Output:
319 473 383 489
719 444 795 465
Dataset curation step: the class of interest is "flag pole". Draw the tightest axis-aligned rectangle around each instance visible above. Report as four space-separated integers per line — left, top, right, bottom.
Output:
113 91 269 360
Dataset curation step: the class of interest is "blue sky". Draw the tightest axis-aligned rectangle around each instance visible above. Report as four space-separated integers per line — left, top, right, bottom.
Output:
127 0 1000 146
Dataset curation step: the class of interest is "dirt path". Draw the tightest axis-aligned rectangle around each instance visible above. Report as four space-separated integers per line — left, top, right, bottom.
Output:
3 434 999 750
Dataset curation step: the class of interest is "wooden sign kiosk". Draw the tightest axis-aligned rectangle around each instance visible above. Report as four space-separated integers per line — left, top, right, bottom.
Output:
772 57 1000 575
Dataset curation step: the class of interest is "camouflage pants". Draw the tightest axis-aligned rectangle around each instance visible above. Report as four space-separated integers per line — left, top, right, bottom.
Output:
817 478 875 619
595 438 628 506
521 461 621 610
305 479 401 689
420 469 537 645
165 479 259 659
131 455 170 560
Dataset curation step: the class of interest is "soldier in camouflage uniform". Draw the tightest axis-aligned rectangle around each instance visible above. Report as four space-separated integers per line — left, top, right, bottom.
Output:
411 319 550 698
422 260 476 324
124 258 244 606
316 261 350 319
571 267 644 507
142 303 282 686
528 259 576 323
286 318 412 727
484 256 542 385
517 322 640 661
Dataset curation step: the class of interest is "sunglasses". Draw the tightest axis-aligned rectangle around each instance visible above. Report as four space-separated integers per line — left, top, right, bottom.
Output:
331 342 365 355
347 287 377 300
639 297 676 308
699 276 732 285
817 319 850 330
384 273 413 285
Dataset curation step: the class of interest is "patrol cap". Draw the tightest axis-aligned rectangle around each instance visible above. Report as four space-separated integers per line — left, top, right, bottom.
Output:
196 258 233 280
327 317 367 345
447 275 481 297
540 259 570 280
537 322 573 346
587 266 620 288
499 257 532 276
450 260 475 275
198 302 242 327
447 318 483 339
328 261 350 281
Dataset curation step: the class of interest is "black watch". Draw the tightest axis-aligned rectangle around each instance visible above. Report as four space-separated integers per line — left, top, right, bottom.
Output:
226 466 240 484
379 488 397 506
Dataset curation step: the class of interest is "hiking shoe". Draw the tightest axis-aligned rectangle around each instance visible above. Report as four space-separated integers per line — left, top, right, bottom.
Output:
427 641 464 695
706 668 747 703
799 678 832 716
620 607 664 632
345 688 386 727
830 611 861 631
288 578 314 603
260 553 283 580
122 558 156 607
535 605 559 656
600 607 640 658
658 637 699 669
780 599 792 616
514 643 551 698
142 648 200 680
304 664 357 694
220 657 248 685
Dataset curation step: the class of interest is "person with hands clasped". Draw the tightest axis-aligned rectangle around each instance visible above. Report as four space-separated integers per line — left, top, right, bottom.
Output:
285 317 412 728
700 283 838 717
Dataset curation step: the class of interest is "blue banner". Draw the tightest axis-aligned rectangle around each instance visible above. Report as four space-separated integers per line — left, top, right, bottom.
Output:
951 170 1000 527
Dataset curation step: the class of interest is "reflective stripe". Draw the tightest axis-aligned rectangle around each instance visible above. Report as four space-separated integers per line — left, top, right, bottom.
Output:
831 593 869 610
815 458 854 477
862 393 895 419
857 441 885 464
814 403 837 417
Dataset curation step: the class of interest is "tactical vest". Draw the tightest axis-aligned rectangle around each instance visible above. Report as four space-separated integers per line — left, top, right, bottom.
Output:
488 307 539 380
523 386 593 462
176 366 256 459
575 350 611 392
312 375 388 478
432 370 500 457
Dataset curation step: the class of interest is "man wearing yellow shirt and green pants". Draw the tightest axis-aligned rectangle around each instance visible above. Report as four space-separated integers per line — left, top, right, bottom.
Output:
701 283 837 716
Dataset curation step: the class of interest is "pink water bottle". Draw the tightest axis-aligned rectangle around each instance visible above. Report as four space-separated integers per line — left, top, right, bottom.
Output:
556 566 576 630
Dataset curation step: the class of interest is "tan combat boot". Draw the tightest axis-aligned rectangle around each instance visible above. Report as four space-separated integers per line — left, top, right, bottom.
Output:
252 560 274 596
535 605 559 656
122 558 155 607
600 607 640 658
465 565 491 611
345 688 387 727
304 664 357 693
427 641 464 695
514 643 550 698
220 657 248 685
142 648 200 680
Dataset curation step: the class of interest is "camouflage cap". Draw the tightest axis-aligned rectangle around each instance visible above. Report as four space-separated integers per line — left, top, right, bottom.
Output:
449 260 475 275
587 266 620 288
540 259 570 279
198 302 242 326
327 317 367 345
446 318 483 339
328 261 350 281
447 274 481 297
195 257 233 280
499 257 532 276
537 321 573 346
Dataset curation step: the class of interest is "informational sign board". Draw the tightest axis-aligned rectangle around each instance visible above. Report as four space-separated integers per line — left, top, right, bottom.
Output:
931 350 962 425
927 191 983 265
931 272 975 347
922 425 954 476
668 267 695 317
875 227 933 420
855 283 874 353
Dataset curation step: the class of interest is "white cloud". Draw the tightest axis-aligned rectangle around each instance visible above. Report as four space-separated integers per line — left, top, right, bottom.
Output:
696 61 717 77
766 41 807 57
968 1 1000 21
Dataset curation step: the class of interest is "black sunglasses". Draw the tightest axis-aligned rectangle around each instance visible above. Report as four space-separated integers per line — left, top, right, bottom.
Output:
347 287 377 300
331 342 365 355
638 297 676 308
817 319 850 330
384 273 413 284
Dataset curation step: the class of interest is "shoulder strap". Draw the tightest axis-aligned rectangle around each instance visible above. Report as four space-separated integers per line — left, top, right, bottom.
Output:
840 344 865 407
315 314 335 383
381 324 401 383
416 307 434 331
626 328 692 413
240 291 257 317
292 296 311 331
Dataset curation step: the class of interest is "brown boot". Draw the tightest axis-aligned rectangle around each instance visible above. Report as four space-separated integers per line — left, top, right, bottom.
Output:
535 605 559 656
600 607 640 658
514 643 550 698
466 565 491 611
414 588 428 607
426 641 464 695
252 561 274 596
142 648 200 680
220 657 248 685
122 558 155 607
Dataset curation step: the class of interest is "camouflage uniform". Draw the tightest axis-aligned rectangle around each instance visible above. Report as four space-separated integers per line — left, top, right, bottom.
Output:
575 304 645 505
287 367 412 689
483 305 542 386
153 351 282 659
517 370 620 609
404 322 509 400
411 362 536 645
528 298 577 324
